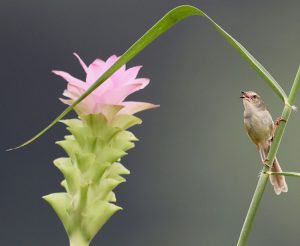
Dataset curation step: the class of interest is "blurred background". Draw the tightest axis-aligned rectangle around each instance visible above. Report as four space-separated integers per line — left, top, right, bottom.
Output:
1 0 300 245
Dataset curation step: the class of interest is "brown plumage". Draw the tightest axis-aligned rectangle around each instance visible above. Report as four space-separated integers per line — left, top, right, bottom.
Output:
241 91 288 195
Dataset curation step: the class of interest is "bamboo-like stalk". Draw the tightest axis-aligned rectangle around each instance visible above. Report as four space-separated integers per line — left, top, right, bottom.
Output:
237 66 300 246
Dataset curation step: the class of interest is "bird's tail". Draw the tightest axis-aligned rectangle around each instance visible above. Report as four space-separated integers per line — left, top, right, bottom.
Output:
269 157 288 195
262 144 288 195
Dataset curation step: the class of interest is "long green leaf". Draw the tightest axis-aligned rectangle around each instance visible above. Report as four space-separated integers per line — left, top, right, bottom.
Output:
10 5 287 150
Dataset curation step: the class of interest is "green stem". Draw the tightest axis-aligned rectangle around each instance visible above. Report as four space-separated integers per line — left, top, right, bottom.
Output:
237 66 300 246
69 230 89 246
266 171 300 178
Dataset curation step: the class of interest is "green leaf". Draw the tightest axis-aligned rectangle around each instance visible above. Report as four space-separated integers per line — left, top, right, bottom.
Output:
11 5 287 150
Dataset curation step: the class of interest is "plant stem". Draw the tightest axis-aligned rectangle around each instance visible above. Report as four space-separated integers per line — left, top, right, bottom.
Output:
69 231 89 246
237 66 300 246
266 171 300 178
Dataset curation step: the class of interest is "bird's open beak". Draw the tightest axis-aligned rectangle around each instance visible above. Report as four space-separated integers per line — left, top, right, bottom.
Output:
240 91 250 101
240 91 245 99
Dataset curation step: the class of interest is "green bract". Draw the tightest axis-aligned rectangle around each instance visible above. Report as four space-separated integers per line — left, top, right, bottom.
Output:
43 109 142 245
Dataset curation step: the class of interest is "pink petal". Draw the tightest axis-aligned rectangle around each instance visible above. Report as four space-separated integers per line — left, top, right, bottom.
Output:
62 89 77 99
92 77 113 96
90 58 106 70
60 97 94 115
123 66 143 81
59 98 73 105
85 60 122 86
106 55 118 65
86 63 104 85
131 78 150 89
119 102 159 115
52 70 86 89
103 55 125 81
99 83 143 104
110 66 142 87
73 53 88 73
107 78 149 92
114 80 150 101
105 55 126 75
66 84 85 97
111 64 126 79
58 53 157 116
86 55 126 86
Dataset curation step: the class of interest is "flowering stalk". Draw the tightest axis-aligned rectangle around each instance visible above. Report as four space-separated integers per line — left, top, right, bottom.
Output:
44 112 141 245
43 54 158 246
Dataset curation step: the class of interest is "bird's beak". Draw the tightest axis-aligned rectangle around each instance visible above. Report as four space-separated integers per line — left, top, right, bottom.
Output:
240 91 250 101
240 91 245 99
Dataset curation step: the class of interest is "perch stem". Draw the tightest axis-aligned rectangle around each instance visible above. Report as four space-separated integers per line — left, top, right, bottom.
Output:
237 66 300 246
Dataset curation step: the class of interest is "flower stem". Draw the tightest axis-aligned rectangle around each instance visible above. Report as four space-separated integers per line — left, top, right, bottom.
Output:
69 231 89 246
237 66 300 246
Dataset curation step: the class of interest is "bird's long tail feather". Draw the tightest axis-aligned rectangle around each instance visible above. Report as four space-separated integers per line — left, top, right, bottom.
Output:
269 157 288 195
262 145 288 195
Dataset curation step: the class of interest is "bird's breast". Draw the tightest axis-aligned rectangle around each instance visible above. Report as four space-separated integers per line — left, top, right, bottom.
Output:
244 109 273 145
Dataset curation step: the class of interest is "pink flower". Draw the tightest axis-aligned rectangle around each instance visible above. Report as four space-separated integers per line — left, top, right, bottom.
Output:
53 53 158 116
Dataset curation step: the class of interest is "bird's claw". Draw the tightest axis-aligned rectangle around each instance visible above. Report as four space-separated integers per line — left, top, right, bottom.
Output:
275 117 286 126
271 117 286 142
262 158 271 168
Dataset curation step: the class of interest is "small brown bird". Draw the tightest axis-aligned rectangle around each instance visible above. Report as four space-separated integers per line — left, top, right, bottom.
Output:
240 91 288 195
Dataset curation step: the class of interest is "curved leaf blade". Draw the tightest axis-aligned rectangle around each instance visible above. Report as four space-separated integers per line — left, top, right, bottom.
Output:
10 5 287 150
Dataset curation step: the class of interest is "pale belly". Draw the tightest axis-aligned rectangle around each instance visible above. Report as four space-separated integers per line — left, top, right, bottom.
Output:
244 111 273 145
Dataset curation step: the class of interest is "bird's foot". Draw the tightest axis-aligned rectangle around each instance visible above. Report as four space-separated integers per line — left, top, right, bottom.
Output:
271 117 287 141
275 117 286 126
262 158 271 168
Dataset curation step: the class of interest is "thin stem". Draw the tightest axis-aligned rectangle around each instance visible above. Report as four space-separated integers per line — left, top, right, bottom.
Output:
265 171 300 178
237 66 300 246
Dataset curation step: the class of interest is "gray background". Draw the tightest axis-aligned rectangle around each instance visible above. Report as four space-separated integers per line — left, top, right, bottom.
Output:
1 0 300 245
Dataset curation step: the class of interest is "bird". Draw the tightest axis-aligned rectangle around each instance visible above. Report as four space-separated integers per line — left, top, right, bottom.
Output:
240 90 288 195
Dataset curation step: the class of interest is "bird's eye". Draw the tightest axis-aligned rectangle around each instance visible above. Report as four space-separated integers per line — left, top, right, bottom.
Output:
252 95 257 99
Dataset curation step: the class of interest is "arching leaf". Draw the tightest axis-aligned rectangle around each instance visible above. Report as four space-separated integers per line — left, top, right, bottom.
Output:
11 5 287 150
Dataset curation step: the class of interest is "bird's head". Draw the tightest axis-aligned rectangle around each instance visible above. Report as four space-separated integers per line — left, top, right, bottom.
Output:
240 91 265 111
